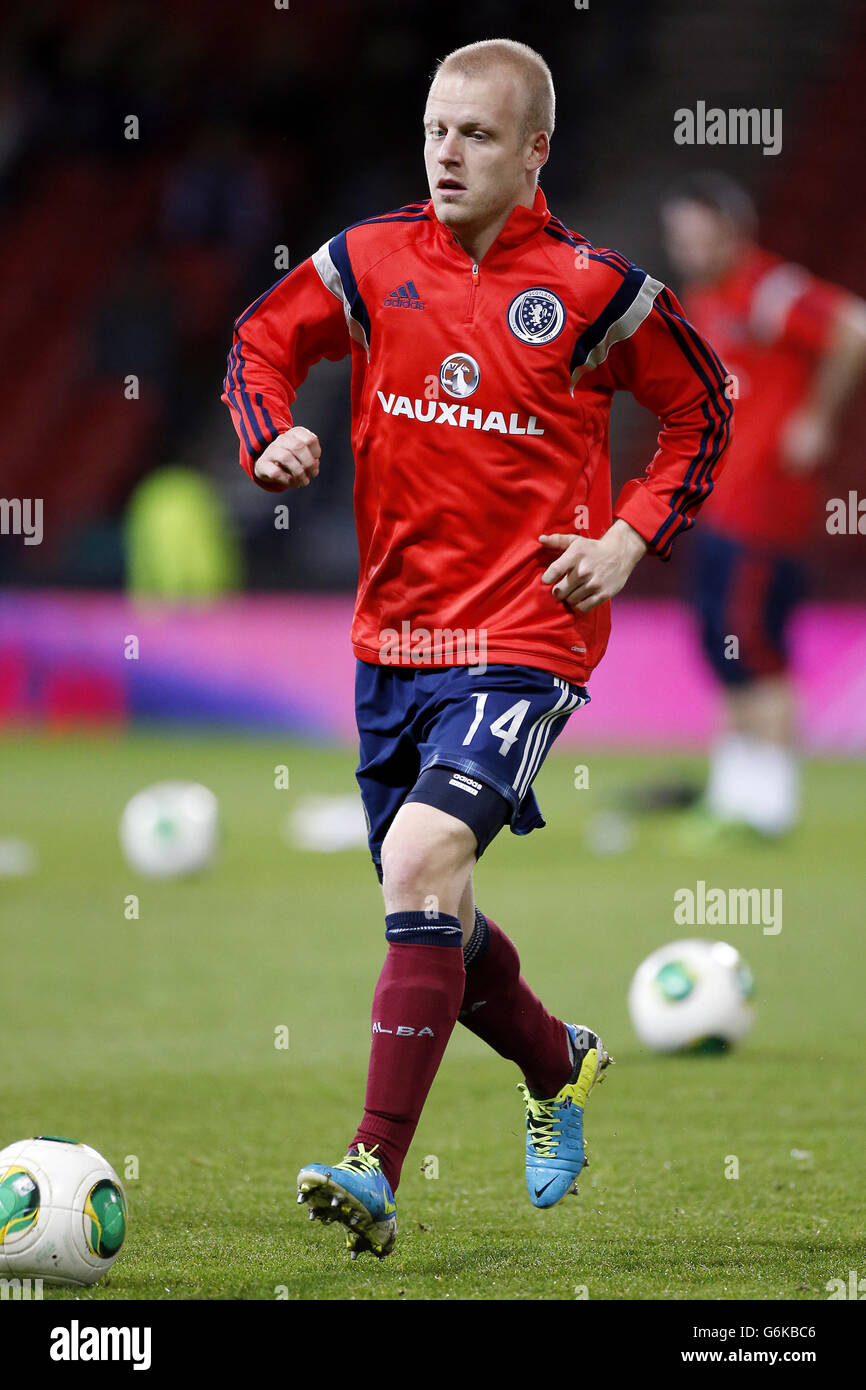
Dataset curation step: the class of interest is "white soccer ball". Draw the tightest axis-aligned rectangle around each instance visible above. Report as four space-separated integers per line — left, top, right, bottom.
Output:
0 1136 128 1287
628 939 755 1053
119 780 218 878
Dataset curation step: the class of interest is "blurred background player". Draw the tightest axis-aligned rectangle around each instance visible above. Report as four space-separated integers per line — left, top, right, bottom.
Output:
660 172 866 838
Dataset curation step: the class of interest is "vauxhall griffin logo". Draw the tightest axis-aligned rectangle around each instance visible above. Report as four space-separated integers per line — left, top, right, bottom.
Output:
439 352 480 398
508 287 566 345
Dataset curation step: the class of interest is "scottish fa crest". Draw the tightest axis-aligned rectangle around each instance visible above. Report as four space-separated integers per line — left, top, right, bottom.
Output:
507 287 566 345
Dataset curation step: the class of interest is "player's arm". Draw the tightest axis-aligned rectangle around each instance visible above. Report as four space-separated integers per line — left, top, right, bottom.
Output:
222 253 352 492
779 294 866 472
542 271 732 612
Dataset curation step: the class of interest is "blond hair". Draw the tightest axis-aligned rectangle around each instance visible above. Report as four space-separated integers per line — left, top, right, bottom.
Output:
431 39 555 143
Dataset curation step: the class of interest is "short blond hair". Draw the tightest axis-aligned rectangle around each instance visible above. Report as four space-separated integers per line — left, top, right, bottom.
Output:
431 39 555 143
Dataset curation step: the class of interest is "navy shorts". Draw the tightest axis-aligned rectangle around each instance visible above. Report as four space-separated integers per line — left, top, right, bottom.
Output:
355 661 588 882
693 528 806 686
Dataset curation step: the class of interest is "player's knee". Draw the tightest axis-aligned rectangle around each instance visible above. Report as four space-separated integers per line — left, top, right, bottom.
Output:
381 804 475 904
380 835 463 900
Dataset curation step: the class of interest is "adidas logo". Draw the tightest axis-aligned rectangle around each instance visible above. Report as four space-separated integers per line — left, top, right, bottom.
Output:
448 773 482 796
383 279 425 309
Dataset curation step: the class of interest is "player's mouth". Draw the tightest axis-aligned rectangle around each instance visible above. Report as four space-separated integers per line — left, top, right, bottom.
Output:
437 178 467 195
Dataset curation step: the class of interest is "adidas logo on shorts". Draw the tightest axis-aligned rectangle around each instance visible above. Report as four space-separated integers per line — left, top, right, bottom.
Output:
448 773 483 796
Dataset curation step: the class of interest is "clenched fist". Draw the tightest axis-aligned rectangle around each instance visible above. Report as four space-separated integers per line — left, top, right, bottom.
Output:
254 427 321 490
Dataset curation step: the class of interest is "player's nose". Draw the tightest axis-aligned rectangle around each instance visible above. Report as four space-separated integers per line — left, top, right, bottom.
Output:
437 134 462 165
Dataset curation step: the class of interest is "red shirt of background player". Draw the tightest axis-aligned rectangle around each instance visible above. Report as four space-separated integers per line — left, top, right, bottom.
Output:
683 245 847 552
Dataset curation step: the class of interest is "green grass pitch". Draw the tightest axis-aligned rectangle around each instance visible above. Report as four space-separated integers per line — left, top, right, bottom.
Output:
1 730 863 1301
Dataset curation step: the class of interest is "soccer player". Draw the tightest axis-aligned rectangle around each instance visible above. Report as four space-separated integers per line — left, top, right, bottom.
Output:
223 40 731 1259
661 173 866 837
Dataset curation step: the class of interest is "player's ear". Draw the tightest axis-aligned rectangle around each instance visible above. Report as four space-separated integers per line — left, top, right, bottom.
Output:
526 130 549 174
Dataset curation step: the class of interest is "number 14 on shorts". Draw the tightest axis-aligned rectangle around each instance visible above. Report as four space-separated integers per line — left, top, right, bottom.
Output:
462 693 532 755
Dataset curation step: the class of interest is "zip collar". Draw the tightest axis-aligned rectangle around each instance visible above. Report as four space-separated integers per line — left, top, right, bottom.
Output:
428 185 552 264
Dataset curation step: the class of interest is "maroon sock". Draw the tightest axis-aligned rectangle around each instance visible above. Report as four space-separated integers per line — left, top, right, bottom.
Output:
459 911 572 1097
350 913 465 1192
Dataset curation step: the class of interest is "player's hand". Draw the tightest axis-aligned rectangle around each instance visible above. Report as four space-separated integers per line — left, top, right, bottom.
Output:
539 521 648 613
779 409 833 473
253 427 321 489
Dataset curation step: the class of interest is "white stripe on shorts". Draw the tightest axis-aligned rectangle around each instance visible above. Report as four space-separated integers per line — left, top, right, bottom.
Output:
513 678 583 800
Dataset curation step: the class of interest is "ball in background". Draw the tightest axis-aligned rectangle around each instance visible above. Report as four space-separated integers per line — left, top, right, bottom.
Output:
628 938 755 1053
120 780 219 878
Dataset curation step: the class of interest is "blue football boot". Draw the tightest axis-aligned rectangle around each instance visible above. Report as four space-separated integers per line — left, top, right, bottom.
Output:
519 1023 612 1209
296 1144 397 1259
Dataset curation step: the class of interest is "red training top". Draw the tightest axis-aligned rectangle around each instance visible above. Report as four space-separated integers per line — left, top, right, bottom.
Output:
223 187 732 684
682 244 846 551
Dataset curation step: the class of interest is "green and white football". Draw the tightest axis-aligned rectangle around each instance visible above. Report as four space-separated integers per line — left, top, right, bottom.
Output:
628 939 755 1053
119 780 219 878
0 1137 127 1286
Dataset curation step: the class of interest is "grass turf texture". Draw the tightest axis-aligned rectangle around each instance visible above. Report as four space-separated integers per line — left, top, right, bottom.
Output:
1 730 863 1301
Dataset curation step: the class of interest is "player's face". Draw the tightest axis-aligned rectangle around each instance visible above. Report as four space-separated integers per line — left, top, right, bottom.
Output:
661 200 742 285
423 70 543 243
